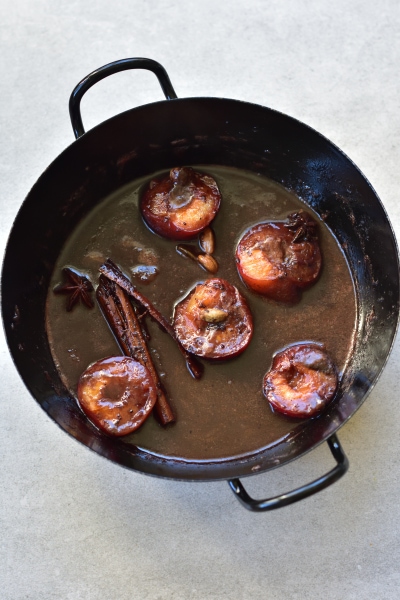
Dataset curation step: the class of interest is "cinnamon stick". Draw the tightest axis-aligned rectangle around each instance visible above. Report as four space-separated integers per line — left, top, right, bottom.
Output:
96 275 175 425
99 258 204 379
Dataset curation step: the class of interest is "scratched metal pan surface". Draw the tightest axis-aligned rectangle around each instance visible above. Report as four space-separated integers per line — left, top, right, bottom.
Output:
2 59 399 498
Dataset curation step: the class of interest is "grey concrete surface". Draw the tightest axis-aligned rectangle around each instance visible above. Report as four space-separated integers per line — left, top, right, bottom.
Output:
1 1 399 598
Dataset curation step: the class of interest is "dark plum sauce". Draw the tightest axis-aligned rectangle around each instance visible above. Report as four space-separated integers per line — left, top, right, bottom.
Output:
46 166 357 461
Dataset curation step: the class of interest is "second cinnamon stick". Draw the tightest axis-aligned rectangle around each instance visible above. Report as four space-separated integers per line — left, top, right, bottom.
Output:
99 258 204 380
96 275 175 426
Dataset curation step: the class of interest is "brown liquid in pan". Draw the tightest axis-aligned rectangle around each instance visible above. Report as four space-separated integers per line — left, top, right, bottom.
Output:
46 166 357 461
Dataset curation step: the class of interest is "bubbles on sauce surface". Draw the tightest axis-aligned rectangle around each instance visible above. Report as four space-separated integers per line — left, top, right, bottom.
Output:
131 265 158 284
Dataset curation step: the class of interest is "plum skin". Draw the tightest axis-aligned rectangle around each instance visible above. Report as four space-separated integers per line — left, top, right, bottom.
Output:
77 356 157 436
263 343 338 418
173 278 253 360
236 212 322 303
140 167 221 240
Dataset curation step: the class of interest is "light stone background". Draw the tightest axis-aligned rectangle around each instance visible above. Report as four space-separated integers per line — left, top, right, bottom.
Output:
1 1 399 599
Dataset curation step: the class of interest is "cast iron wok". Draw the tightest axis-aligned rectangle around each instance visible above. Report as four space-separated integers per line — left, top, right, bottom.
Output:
2 58 399 511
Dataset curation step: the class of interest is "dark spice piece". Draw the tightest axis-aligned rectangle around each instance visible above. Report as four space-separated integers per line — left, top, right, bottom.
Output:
53 267 94 311
284 210 318 242
176 244 219 274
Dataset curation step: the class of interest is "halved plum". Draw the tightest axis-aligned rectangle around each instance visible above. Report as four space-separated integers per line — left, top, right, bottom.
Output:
173 278 253 360
77 356 157 436
236 211 322 302
140 167 221 240
263 343 338 418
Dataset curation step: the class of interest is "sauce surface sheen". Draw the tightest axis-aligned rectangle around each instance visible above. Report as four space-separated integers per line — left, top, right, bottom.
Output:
46 166 357 461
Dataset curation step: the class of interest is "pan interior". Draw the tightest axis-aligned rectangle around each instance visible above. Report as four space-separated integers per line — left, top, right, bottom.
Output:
3 97 398 479
45 165 357 462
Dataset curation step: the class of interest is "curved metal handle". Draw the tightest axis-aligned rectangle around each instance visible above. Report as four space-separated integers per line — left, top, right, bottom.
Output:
69 57 178 139
228 434 349 512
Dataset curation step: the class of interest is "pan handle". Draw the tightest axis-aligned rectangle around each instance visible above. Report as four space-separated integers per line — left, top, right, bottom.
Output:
228 434 348 512
69 57 178 139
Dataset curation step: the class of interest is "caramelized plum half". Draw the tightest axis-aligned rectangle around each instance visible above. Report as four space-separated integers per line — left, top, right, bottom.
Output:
263 343 338 418
140 167 221 240
236 211 322 302
77 356 157 436
173 278 253 360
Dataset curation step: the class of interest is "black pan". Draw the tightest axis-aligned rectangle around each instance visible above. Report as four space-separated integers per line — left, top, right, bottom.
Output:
2 58 399 511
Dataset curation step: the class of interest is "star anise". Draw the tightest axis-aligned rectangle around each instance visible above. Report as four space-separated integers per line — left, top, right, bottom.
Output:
53 267 94 312
284 210 318 243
